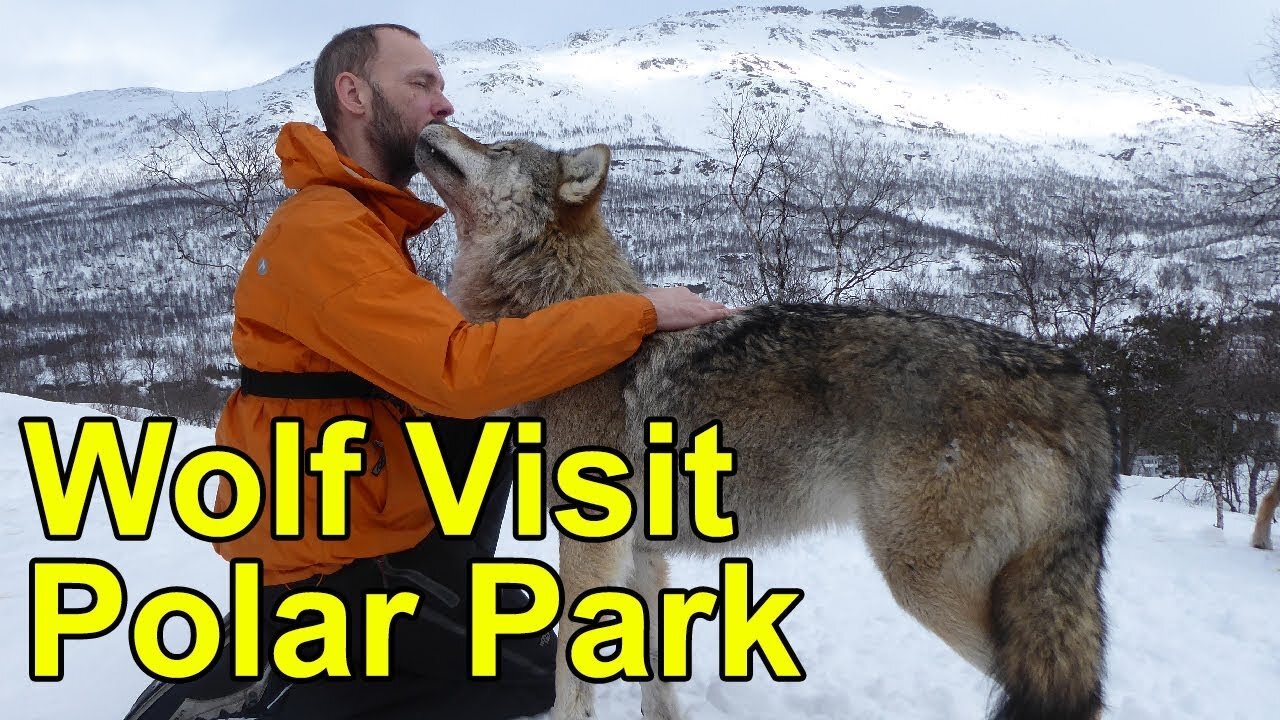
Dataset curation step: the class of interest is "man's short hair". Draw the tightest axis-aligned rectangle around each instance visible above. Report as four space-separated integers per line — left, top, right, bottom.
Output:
314 23 421 131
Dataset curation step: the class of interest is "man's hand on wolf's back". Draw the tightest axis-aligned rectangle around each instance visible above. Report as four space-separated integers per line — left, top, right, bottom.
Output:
642 287 737 331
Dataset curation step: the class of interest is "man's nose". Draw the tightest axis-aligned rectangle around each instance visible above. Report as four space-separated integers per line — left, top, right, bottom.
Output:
434 94 455 120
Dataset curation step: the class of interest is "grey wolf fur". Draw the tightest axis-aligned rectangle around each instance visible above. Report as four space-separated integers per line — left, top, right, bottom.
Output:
1252 481 1278 550
415 123 1119 720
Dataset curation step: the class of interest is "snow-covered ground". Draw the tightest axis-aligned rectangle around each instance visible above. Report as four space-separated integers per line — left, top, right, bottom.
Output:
0 392 1275 719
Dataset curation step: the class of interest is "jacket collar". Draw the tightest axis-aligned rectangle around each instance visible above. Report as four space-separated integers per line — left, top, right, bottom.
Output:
275 121 445 241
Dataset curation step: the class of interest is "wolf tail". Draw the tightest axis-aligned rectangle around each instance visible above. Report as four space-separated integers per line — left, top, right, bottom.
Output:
987 523 1108 720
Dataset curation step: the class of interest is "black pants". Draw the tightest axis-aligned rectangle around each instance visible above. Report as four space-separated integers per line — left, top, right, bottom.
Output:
257 535 556 719
124 417 554 720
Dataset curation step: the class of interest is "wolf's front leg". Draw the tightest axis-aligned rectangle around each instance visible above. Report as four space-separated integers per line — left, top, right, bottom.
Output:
552 534 635 720
632 548 683 720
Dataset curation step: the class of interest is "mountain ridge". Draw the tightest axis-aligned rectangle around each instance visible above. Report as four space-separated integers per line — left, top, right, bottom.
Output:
0 3 1258 182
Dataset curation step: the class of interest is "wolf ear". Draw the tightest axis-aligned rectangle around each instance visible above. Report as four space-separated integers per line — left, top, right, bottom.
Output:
558 144 611 205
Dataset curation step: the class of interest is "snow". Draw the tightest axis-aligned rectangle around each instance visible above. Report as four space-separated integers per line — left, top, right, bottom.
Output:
1 391 1276 719
0 4 1268 194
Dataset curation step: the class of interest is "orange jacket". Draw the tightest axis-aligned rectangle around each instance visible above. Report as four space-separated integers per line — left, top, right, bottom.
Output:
212 122 656 584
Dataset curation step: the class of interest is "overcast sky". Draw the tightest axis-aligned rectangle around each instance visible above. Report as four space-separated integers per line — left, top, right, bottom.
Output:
4 1 1276 109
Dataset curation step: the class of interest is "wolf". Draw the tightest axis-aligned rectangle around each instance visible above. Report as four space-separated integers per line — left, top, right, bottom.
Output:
414 123 1119 720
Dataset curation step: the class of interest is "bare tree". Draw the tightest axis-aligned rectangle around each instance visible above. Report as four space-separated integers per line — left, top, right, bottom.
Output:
1185 335 1250 529
1227 13 1280 277
1236 112 1280 238
139 98 288 274
972 195 1064 342
1148 262 1199 311
75 329 133 411
801 126 923 304
712 92 922 306
1055 185 1140 340
130 335 171 414
712 93 815 305
871 271 961 315
47 363 83 402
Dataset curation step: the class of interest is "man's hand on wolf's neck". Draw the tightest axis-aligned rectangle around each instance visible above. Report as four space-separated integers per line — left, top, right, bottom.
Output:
642 287 737 331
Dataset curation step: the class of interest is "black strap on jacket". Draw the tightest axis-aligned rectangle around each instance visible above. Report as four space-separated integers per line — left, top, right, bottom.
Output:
238 365 404 405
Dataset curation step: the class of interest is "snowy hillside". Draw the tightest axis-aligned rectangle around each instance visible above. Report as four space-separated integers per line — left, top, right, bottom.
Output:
0 393 1276 720
1 4 1269 316
0 4 1260 191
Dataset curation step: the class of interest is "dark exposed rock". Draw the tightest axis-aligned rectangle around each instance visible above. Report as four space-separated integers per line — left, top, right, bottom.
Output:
639 57 689 71
940 18 1018 39
870 5 936 28
694 158 721 176
447 37 522 56
822 5 866 21
762 5 812 14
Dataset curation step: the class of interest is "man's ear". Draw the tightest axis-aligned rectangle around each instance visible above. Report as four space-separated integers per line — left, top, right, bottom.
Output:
558 144 611 205
334 72 370 120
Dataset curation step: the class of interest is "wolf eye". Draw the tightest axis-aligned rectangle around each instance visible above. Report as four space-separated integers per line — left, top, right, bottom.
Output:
490 144 513 154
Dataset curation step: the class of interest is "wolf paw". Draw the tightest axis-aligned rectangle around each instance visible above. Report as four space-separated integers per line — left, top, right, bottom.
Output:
549 691 595 720
641 691 682 720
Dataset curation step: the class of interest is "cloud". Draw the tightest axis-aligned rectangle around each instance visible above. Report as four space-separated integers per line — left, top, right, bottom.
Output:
2 1 329 106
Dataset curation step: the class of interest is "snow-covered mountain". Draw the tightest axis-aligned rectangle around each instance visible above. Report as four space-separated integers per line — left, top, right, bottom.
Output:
0 4 1260 194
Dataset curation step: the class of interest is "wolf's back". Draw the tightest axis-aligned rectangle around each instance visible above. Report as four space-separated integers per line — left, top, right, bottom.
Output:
639 303 1102 428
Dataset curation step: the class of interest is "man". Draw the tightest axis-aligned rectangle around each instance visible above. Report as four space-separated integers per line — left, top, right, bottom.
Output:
124 22 731 720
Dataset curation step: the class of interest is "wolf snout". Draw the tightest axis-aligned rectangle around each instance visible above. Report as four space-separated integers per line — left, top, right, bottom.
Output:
417 122 452 148
415 126 450 173
416 126 443 156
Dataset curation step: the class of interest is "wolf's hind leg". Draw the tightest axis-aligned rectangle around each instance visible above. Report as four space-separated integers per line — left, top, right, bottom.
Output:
631 548 683 720
1251 480 1278 550
880 559 996 674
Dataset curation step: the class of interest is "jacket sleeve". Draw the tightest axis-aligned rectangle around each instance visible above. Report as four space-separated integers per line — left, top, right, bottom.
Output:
306 268 656 418
266 199 657 419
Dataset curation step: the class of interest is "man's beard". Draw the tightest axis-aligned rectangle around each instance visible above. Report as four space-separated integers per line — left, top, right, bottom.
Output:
367 81 419 187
